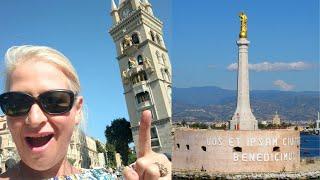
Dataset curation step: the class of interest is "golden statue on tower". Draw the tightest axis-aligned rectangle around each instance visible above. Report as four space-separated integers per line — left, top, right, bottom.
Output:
239 12 248 38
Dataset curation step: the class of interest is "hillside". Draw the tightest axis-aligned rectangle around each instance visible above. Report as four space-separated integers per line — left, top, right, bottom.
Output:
173 86 319 122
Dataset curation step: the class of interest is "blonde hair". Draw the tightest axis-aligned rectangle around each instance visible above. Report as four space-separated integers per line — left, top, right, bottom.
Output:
4 45 85 127
4 45 80 93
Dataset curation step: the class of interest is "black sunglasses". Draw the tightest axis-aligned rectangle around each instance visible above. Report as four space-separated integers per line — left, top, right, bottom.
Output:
0 89 76 117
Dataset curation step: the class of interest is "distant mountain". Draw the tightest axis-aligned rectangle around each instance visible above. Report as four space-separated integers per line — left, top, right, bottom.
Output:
172 86 320 123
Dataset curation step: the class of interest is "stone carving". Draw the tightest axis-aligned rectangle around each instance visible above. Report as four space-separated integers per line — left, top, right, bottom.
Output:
239 12 248 38
128 57 138 68
143 57 154 72
123 35 132 49
122 70 129 84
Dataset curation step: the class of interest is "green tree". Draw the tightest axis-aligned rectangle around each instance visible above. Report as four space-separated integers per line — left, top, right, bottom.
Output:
96 140 106 153
105 143 116 168
127 149 137 165
105 118 133 165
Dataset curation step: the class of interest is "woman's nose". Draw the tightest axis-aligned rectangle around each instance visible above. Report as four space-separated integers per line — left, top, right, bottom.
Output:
26 103 48 128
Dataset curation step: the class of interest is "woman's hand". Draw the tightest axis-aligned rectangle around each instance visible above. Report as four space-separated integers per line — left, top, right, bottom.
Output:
123 110 171 180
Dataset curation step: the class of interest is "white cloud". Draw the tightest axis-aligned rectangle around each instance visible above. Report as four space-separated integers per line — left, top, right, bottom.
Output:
273 80 294 91
227 63 238 71
227 61 313 72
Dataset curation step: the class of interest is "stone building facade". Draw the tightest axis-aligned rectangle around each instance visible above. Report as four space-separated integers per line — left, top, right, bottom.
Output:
109 0 172 155
0 115 19 172
67 128 100 169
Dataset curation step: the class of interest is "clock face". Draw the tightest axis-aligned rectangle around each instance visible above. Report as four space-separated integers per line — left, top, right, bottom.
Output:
122 8 131 18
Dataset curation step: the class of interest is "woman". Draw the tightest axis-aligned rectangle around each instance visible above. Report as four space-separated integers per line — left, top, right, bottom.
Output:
0 45 171 179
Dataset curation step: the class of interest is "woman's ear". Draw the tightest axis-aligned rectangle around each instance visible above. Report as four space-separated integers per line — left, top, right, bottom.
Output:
74 96 83 125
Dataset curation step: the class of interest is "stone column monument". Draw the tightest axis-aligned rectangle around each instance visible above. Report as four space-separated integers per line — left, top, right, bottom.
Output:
230 12 258 130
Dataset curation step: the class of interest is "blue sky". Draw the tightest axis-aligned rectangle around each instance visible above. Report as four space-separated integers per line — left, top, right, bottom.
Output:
0 0 318 141
0 0 172 142
171 0 319 91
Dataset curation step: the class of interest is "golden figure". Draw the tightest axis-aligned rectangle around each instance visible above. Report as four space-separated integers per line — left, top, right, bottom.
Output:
128 57 137 68
122 70 129 84
239 12 248 38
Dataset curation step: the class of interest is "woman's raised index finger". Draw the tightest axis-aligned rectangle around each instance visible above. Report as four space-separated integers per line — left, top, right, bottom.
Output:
138 110 152 157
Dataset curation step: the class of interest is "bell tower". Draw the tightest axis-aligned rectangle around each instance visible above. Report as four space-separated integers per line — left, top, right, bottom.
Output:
109 0 172 155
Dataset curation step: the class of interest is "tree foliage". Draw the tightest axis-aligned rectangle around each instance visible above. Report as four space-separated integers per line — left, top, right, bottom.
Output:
105 118 133 165
96 140 106 153
189 122 209 129
127 149 137 165
105 143 116 168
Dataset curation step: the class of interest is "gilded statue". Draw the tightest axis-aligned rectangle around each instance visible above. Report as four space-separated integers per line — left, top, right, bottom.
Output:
128 57 137 68
122 70 129 84
239 12 248 38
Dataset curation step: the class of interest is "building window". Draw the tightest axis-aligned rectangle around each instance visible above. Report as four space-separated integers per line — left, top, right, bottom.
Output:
176 144 180 149
273 146 280 152
121 41 126 51
201 146 207 151
186 145 190 150
233 147 242 152
131 71 148 84
156 51 162 64
150 31 155 42
151 126 158 139
161 69 166 81
161 54 166 65
136 91 150 104
128 60 132 69
150 126 161 148
132 33 140 44
164 69 171 81
156 34 161 45
137 55 143 65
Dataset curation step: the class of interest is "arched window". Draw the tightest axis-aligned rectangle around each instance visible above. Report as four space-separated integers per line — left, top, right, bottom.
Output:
156 34 161 45
128 60 132 69
137 55 143 65
121 41 126 50
132 33 140 44
161 54 166 65
161 69 166 81
164 69 171 81
150 31 155 42
136 91 150 104
156 51 161 64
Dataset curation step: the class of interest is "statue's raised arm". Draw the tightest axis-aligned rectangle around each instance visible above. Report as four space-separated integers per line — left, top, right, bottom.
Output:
239 12 248 38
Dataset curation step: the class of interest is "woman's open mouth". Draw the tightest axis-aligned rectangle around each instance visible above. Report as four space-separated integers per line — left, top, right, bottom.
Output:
25 133 54 152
